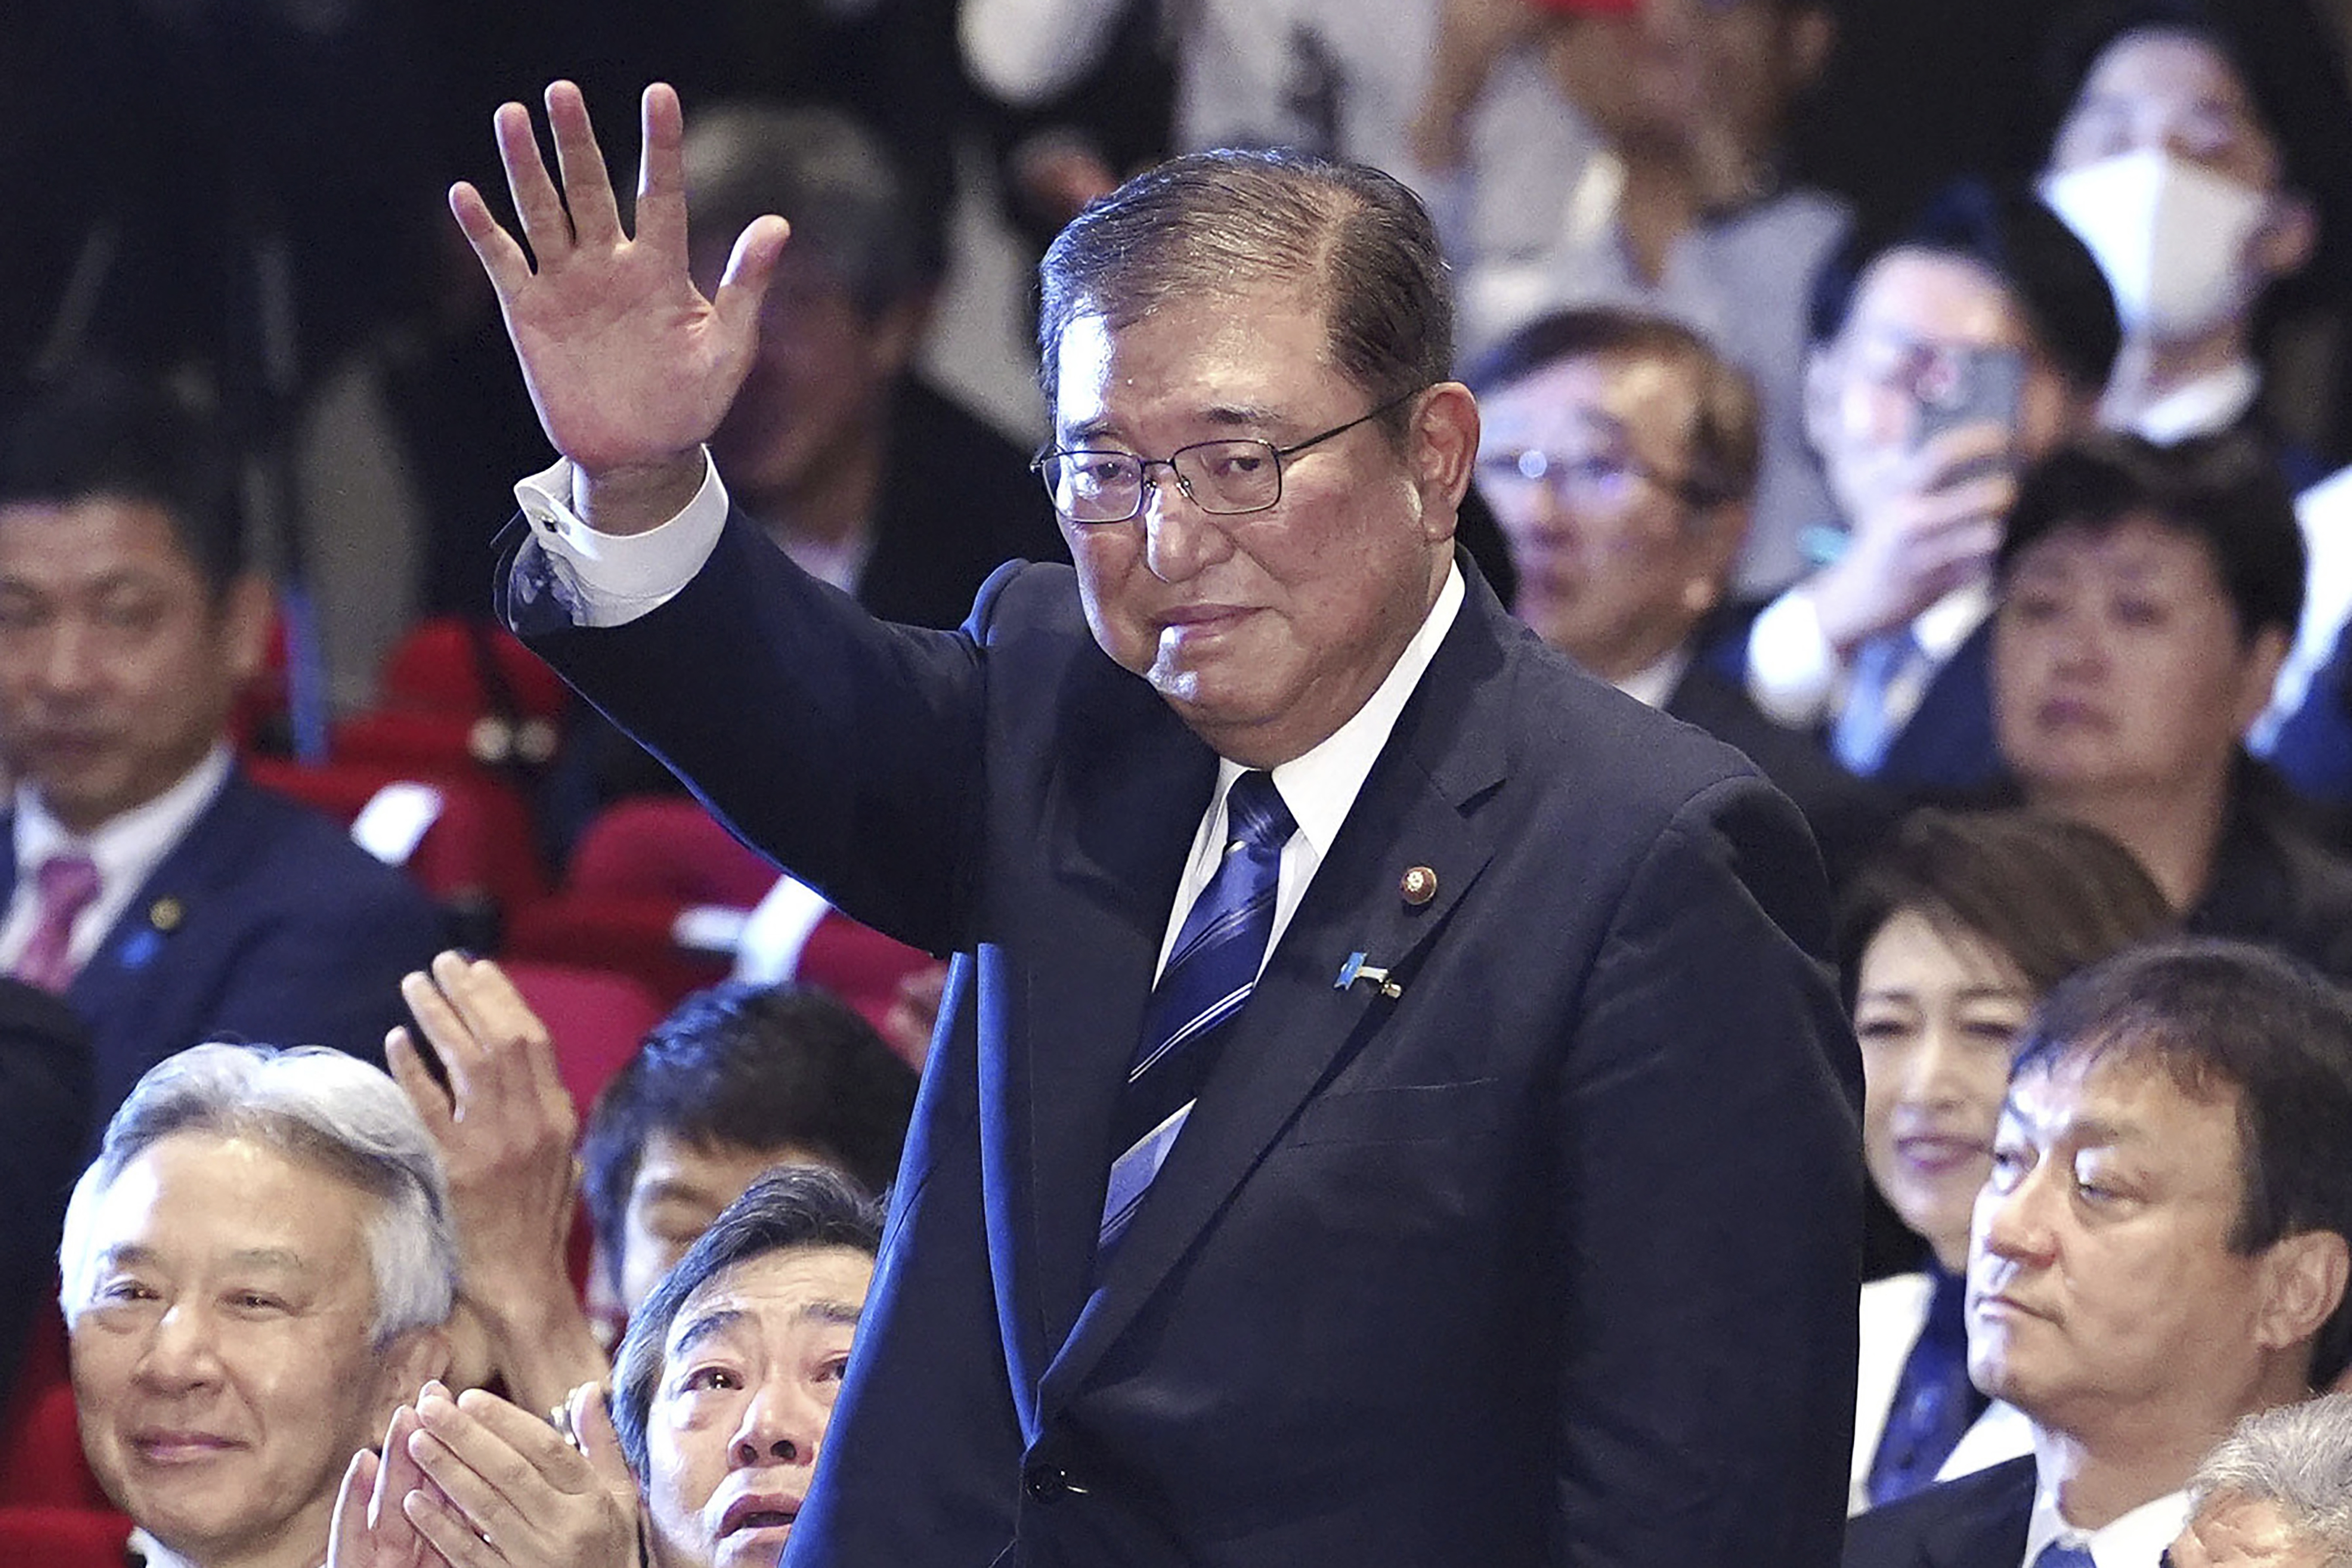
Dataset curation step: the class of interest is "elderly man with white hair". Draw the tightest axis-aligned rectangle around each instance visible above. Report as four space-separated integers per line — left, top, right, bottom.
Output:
58 1041 458 1568
2166 1394 2352 1568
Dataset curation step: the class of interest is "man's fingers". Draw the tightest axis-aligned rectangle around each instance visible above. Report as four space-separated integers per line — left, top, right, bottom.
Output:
631 82 691 262
493 97 573 263
401 1485 502 1568
711 214 792 343
402 966 485 1110
329 1447 377 1565
545 79 625 250
569 1383 637 1500
385 1028 455 1134
447 182 534 298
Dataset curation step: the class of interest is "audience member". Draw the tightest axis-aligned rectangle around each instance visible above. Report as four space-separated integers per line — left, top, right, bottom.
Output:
2266 463 2352 808
0 371 448 1140
331 1164 883 1568
1834 808 2175 1511
2166 1394 2352 1568
1463 0 1847 595
1845 938 2352 1567
1735 179 2121 793
1989 432 2352 980
684 100 1058 630
1469 304 1892 884
580 980 915 1324
0 975 88 1403
2035 0 2350 480
60 1042 457 1568
384 951 609 1417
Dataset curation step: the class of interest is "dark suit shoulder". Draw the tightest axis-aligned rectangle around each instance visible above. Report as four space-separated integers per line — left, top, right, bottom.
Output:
1842 1455 2037 1568
213 772 451 919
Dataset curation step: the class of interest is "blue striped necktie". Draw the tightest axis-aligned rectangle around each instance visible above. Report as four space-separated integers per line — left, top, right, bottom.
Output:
1099 771 1296 1259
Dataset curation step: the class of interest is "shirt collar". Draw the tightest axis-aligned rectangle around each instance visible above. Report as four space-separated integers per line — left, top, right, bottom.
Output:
1915 578 1996 664
1225 563 1466 860
2024 1481 2189 1568
1613 641 1693 710
2129 360 2262 446
14 745 234 894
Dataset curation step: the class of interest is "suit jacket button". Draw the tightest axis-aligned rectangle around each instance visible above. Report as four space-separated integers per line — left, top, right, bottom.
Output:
1024 1463 1069 1502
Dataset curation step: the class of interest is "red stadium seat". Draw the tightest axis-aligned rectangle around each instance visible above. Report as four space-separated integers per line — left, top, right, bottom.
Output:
566 798 777 909
501 960 667 1117
0 1302 113 1514
0 1506 134 1565
503 895 734 1013
245 757 550 930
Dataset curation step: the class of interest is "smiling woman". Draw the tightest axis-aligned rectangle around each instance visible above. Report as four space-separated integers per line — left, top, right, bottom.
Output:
1834 807 2172 1512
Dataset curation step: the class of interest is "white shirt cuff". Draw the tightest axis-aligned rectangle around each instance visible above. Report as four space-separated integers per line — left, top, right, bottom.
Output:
1745 587 1841 728
510 452 731 628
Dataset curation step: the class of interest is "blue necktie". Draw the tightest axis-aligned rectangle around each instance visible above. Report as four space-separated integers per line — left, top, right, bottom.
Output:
1099 771 1295 1257
1866 1268 1987 1507
1833 627 1925 776
2034 1542 2098 1568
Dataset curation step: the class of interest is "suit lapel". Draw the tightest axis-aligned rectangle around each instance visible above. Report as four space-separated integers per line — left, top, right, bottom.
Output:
1011 675 1219 1403
1919 1457 2036 1568
1036 573 1516 1410
67 775 250 1101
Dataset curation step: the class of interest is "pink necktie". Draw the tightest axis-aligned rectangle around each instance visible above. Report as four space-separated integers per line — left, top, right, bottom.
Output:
14 853 101 993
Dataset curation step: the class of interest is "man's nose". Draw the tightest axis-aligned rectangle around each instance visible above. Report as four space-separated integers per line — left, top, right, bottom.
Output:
1141 472 1236 584
134 1302 224 1390
32 620 101 696
729 1375 829 1471
1978 1160 2058 1267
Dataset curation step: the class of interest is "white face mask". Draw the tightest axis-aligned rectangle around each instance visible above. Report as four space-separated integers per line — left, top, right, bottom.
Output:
2038 147 2272 343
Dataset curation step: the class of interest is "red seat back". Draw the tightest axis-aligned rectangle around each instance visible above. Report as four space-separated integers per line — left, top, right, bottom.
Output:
567 798 777 909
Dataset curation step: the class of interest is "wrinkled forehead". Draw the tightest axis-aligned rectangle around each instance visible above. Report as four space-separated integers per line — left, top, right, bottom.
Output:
1049 289 1345 435
1482 350 1702 450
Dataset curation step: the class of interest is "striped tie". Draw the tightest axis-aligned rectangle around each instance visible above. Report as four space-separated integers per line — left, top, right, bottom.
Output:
1099 771 1295 1258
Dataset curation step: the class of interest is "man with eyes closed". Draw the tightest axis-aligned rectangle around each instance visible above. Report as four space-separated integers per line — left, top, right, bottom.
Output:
1843 939 2352 1568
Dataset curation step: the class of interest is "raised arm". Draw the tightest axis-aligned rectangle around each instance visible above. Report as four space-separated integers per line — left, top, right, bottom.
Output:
447 81 788 535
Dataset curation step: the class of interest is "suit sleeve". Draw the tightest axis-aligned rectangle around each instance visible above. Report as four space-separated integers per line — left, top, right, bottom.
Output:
783 955 1027 1564
504 510 1000 957
1551 772 1862 1567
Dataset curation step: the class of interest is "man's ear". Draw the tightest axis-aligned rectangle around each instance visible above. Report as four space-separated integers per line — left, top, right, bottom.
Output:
216 573 275 689
1410 381 1481 541
1682 499 1750 616
1781 5 1838 96
2255 1228 2350 1376
368 1323 454 1430
2232 624 2293 737
863 288 938 382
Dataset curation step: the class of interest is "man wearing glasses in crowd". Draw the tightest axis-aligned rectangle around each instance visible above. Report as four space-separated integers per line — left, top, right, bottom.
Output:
459 80 1862 1567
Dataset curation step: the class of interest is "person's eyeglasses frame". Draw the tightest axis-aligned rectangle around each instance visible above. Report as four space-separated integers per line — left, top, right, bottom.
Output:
1475 443 1722 511
1032 385 1428 526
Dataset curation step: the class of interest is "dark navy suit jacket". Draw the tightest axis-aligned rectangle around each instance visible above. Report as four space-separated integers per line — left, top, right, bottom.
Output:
1 769 449 1142
1842 1455 2037 1568
508 514 1864 1568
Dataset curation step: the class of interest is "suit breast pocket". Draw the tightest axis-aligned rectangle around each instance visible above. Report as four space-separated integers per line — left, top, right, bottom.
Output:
1285 1077 1504 1147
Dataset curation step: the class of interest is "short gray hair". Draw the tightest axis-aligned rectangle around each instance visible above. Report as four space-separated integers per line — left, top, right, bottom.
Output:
1036 148 1452 439
58 1043 458 1344
2188 1395 2352 1565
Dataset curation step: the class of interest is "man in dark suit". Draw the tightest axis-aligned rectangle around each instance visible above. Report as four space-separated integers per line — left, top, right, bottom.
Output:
0 373 448 1137
1844 940 2352 1568
1726 180 2121 797
456 80 1862 1566
1468 304 1896 888
0 976 88 1399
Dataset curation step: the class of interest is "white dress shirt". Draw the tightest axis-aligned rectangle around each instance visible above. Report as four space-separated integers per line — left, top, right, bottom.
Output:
1746 579 1994 737
0 745 234 978
2022 1484 2187 1568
